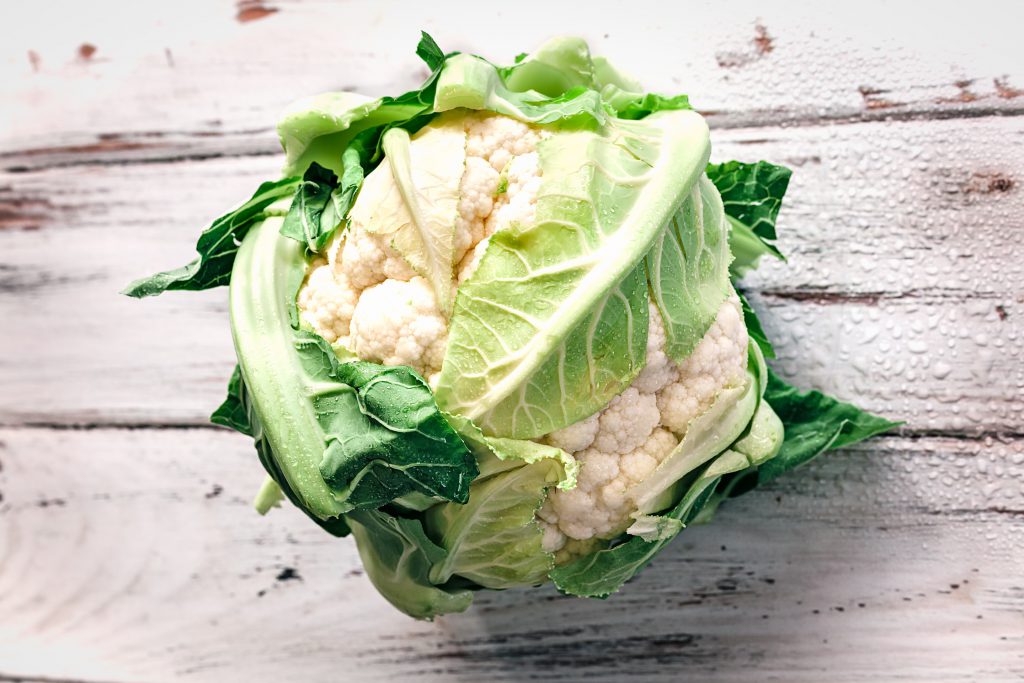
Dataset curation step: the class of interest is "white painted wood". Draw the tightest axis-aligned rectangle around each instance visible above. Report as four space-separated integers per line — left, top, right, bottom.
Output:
2 0 1023 163
0 429 1021 682
1 1 1022 680
0 117 1020 431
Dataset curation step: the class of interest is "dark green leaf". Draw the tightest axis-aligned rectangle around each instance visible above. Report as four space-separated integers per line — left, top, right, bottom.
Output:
707 160 792 241
708 160 791 280
121 178 298 297
334 130 374 216
416 31 447 71
306 128 375 249
614 92 691 120
758 369 902 483
210 365 252 436
279 163 341 252
291 332 479 510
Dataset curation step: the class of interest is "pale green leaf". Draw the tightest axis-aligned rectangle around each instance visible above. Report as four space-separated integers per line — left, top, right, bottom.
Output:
646 174 732 364
342 119 467 313
426 438 570 589
436 111 711 439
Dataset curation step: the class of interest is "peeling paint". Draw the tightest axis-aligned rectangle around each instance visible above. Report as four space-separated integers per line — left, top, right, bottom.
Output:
964 171 1015 195
937 80 979 104
993 77 1024 99
858 86 900 110
236 1 278 23
716 22 775 68
753 23 774 55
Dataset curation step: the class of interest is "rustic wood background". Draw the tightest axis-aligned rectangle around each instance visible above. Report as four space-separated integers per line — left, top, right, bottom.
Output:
1 1 1022 681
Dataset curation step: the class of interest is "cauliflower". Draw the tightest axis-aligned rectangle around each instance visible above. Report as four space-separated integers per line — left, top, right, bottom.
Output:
339 223 415 291
456 236 491 284
349 277 449 380
294 111 750 560
538 295 749 553
591 388 661 455
297 111 542 354
132 34 895 619
466 114 542 172
296 259 358 343
453 156 500 264
297 112 750 555
540 428 679 545
657 292 749 433
632 304 676 394
544 412 599 453
485 152 542 236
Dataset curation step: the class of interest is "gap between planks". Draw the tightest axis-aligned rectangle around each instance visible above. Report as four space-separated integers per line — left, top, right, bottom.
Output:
3 420 1024 445
0 675 123 683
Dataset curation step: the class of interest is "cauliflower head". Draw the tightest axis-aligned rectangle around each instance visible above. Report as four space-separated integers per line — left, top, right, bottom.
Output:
298 112 542 380
540 295 748 555
296 110 749 555
126 34 896 621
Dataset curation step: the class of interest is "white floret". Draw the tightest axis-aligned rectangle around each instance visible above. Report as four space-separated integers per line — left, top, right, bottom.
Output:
296 259 359 343
544 412 599 453
453 156 500 264
550 487 611 541
540 521 567 553
466 114 541 172
591 388 660 455
657 293 748 434
456 236 491 284
338 224 416 291
538 292 748 554
632 303 676 394
485 152 542 236
600 429 677 509
298 112 544 376
576 450 621 490
544 427 679 542
348 277 448 378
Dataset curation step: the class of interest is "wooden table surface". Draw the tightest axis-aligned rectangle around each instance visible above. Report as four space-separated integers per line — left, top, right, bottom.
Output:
1 2 1022 681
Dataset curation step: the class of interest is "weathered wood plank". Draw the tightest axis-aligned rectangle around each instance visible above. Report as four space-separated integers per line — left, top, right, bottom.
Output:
0 428 1021 682
0 116 1020 431
3 3 1020 681
2 0 1023 171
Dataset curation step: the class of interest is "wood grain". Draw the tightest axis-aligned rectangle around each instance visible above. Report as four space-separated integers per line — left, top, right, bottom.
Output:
1 1 1022 681
0 429 1022 682
3 0 1023 169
